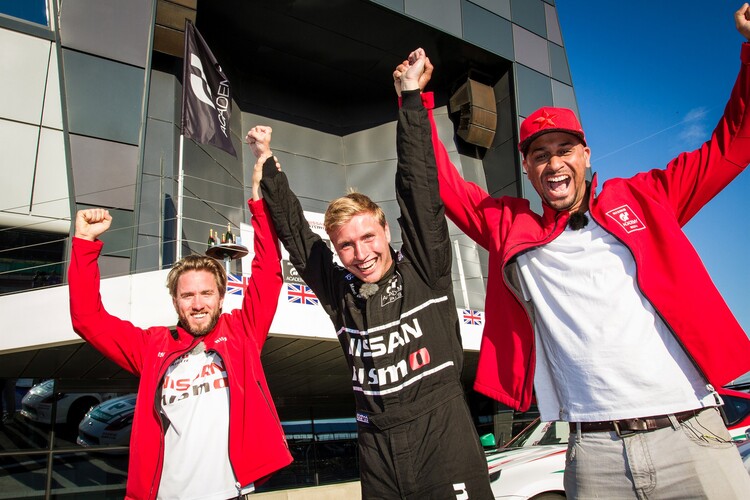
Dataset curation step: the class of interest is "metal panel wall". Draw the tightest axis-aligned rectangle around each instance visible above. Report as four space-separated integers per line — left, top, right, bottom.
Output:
62 50 144 145
69 134 139 210
58 0 152 68
461 1 514 60
0 27 69 231
405 0 462 37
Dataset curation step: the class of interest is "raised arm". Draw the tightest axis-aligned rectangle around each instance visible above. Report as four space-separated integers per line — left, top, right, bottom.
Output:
240 193 283 351
640 5 750 225
247 127 339 312
394 48 452 287
394 51 498 251
69 209 149 374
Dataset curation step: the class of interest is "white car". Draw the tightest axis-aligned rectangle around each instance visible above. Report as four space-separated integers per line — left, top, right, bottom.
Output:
77 394 136 448
486 419 568 500
20 380 114 427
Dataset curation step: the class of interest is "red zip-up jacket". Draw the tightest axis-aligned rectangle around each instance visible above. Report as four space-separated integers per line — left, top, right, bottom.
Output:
416 43 750 412
68 199 291 500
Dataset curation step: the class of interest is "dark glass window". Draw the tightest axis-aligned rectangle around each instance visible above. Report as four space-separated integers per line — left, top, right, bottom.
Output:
723 393 750 427
0 227 66 295
0 376 134 499
0 0 49 26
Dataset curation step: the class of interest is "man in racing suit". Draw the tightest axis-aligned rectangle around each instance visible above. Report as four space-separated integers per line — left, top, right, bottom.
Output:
249 50 492 500
395 6 750 498
68 154 291 500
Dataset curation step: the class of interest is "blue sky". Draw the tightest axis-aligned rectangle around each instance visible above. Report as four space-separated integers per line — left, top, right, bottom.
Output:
556 1 750 334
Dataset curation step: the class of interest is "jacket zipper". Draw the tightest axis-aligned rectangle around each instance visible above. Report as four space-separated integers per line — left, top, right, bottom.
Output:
147 335 202 500
500 214 565 409
206 348 242 499
258 380 288 449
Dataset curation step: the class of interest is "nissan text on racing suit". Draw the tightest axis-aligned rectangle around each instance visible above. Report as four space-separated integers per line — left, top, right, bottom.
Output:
250 50 493 500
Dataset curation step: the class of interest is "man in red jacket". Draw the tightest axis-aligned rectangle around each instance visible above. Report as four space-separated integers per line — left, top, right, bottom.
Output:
394 4 750 499
68 153 291 499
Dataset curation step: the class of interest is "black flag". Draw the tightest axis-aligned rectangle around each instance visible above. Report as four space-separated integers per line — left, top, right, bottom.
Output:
180 20 237 157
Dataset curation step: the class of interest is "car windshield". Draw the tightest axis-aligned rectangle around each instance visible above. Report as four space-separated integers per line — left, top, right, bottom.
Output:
503 419 570 449
727 371 750 390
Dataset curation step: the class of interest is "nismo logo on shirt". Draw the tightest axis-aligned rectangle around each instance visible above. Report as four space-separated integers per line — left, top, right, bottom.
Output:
161 360 228 406
347 318 423 358
351 346 432 388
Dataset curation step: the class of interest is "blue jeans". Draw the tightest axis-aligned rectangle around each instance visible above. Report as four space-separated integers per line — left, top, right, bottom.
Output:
564 407 750 499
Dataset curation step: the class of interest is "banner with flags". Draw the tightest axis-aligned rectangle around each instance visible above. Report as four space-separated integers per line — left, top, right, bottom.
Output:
180 20 237 157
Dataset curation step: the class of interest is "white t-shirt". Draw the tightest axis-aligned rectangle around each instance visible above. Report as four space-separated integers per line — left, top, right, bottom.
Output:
157 343 253 500
515 214 717 422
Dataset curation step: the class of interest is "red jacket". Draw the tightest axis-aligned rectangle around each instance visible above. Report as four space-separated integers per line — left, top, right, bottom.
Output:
68 199 291 500
422 43 750 412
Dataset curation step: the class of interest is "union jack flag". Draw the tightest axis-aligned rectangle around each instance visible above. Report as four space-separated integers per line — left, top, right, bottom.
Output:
287 283 319 306
227 273 251 296
462 309 483 326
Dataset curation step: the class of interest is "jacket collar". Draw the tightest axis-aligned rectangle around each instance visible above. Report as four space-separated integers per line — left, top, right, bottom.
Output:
173 316 223 347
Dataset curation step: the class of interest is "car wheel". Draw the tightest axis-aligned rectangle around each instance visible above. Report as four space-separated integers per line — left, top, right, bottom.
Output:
66 397 98 427
530 494 566 500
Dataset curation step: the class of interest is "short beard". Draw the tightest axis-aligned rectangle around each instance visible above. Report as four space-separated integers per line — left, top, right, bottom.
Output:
178 311 220 337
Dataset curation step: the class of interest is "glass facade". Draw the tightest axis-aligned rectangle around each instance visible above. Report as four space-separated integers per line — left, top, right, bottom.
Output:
0 228 65 294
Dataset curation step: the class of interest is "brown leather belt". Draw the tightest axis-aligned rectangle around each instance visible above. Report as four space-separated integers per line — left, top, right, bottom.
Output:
569 408 708 436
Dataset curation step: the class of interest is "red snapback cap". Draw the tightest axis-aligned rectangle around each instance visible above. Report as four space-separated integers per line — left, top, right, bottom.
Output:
518 107 586 154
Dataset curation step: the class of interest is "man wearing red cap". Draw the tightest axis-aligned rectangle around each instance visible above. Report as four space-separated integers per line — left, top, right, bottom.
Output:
394 4 750 498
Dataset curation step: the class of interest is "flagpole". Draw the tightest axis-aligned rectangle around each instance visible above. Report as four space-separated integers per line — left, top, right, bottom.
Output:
176 134 185 261
177 19 237 263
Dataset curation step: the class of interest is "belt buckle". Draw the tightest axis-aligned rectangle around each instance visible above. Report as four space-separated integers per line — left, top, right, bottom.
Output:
612 420 632 437
613 418 648 437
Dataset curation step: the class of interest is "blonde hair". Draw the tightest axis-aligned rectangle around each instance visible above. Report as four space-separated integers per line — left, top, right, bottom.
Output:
324 191 386 234
166 254 226 298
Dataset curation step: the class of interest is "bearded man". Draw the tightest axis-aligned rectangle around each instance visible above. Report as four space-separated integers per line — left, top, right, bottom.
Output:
68 153 291 500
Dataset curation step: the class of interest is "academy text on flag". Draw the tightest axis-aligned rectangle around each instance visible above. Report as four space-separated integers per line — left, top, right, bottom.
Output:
180 19 236 157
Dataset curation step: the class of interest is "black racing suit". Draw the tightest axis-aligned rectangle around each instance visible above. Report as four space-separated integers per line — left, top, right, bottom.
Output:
260 90 493 499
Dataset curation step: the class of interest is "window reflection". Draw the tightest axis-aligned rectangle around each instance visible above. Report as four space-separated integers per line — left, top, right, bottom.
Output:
0 378 50 450
76 394 135 449
0 228 64 295
0 454 47 498
0 0 49 27
51 452 128 499
258 418 360 491
2 381 363 496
